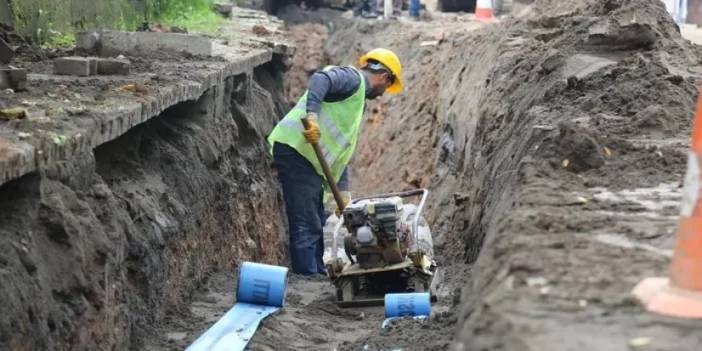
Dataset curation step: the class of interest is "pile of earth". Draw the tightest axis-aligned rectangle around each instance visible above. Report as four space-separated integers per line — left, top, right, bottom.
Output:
283 23 329 105
320 0 702 349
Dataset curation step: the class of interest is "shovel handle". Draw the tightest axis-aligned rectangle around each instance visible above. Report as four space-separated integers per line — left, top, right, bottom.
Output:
301 117 346 213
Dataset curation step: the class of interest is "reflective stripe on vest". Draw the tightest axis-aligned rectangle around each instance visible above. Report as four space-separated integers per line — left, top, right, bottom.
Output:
278 119 337 166
267 66 366 184
282 99 351 150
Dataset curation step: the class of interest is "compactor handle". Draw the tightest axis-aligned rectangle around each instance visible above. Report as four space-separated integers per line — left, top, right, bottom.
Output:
301 117 346 212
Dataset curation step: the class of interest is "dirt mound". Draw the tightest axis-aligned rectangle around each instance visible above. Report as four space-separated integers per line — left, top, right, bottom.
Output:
339 312 457 351
545 122 607 173
284 23 329 105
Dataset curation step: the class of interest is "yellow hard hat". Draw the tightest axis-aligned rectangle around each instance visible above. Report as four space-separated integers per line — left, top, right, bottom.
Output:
359 48 403 94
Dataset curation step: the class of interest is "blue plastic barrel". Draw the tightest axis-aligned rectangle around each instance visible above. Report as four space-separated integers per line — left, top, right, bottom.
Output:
384 292 431 318
237 262 288 307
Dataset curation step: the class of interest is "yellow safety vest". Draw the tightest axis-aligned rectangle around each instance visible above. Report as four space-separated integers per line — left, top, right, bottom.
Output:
268 66 366 188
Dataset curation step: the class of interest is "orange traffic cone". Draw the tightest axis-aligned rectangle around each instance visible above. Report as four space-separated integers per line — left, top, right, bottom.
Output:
475 0 495 22
632 88 702 318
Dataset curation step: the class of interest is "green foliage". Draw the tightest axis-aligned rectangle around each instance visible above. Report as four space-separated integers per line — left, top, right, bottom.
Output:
159 0 224 35
43 31 76 48
10 0 141 43
9 0 225 44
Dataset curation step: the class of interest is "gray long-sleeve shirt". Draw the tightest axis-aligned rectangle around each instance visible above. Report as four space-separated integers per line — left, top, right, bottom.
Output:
306 66 371 114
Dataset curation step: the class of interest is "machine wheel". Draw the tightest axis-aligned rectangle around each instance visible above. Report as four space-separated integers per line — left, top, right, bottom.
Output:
336 277 357 302
408 275 430 293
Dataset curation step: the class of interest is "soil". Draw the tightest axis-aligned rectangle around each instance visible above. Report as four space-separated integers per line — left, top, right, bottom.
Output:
283 23 329 106
214 0 702 349
6 0 702 350
315 0 702 349
156 261 468 351
0 21 288 350
152 272 392 350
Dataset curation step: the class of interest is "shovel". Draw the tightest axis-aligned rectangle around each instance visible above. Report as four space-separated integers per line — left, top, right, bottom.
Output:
301 117 346 212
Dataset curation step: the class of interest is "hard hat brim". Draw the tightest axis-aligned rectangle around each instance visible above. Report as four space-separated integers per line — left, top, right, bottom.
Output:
386 78 403 94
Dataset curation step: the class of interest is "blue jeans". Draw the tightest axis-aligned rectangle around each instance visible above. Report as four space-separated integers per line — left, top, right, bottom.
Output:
273 143 327 275
410 0 421 17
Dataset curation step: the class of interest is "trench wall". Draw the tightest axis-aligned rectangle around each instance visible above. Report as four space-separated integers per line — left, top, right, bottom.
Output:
0 63 286 350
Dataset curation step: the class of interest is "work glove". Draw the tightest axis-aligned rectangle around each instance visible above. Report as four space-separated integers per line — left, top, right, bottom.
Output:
303 113 321 144
336 191 352 217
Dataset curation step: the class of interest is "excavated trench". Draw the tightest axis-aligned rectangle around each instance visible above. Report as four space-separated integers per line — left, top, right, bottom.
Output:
6 1 702 350
121 0 702 349
249 0 702 349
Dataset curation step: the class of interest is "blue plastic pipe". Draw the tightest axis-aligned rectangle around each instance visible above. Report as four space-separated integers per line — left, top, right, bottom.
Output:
382 292 431 328
237 262 288 307
187 262 288 351
384 292 431 318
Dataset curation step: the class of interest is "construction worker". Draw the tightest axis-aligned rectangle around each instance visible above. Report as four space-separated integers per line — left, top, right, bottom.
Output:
268 49 403 275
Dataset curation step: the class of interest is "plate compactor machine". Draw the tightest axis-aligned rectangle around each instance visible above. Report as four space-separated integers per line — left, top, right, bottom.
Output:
326 189 438 307
297 113 437 307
